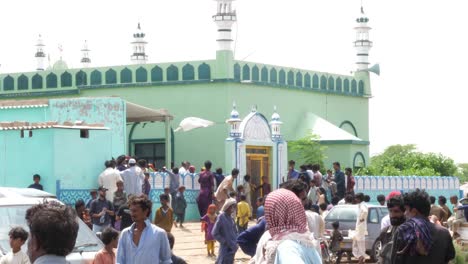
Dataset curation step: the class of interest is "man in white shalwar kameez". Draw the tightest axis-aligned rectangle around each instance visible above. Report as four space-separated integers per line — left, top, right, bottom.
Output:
352 193 368 264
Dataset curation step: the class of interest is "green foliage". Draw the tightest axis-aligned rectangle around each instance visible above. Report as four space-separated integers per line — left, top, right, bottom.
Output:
356 144 458 176
455 163 468 183
288 132 327 169
453 243 468 264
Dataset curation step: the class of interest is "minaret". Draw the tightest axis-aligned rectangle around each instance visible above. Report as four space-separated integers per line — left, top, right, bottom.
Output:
354 6 373 70
213 0 237 79
213 0 237 52
131 23 148 64
226 102 242 138
270 106 283 140
80 40 91 67
35 35 46 71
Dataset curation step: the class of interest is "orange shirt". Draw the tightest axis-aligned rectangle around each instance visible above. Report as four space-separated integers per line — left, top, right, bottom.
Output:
93 248 116 264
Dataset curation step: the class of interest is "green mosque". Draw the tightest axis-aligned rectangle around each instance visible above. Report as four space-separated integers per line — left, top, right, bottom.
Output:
0 1 378 191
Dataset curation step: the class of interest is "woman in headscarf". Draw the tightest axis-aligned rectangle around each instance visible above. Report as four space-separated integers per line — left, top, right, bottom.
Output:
261 188 321 264
212 198 238 264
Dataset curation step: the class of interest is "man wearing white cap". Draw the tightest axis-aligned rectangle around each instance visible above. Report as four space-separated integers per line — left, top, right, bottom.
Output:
120 158 145 196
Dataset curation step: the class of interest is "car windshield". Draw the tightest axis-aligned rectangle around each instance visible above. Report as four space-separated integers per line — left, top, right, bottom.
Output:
325 206 358 222
0 205 103 254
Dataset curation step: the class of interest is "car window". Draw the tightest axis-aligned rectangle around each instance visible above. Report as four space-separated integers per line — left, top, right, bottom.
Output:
325 207 358 221
379 208 388 220
0 205 103 254
368 208 379 224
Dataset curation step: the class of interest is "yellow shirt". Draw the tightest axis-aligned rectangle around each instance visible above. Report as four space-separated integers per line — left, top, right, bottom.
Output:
237 201 251 226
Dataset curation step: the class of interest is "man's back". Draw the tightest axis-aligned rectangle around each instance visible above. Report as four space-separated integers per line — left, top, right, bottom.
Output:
429 205 444 220
394 222 455 264
120 167 143 195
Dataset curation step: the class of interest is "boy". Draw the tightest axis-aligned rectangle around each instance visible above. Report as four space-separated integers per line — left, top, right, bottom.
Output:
307 180 318 204
93 227 119 264
236 194 251 232
330 221 343 263
255 176 271 197
154 193 174 233
86 189 98 209
174 186 187 228
0 227 30 264
142 172 151 196
164 187 173 209
256 197 264 220
167 232 187 264
113 181 127 210
28 174 43 190
236 185 245 202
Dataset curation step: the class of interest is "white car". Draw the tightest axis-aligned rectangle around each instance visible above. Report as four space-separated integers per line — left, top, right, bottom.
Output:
0 187 104 263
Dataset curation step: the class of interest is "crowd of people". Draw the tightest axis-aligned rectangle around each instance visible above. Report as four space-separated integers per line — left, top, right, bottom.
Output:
11 155 464 264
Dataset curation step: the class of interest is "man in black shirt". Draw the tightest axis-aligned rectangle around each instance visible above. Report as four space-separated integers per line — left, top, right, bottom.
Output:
89 186 114 233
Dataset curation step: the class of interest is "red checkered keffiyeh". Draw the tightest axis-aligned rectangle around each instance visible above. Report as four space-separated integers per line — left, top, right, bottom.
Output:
265 189 308 238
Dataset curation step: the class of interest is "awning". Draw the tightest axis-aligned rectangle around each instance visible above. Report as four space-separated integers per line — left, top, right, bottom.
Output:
126 101 173 122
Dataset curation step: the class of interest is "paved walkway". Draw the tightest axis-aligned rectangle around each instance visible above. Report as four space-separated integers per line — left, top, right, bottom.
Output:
172 221 251 264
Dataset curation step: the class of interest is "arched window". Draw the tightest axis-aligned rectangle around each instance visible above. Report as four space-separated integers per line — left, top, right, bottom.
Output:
3 75 14 90
105 69 117 84
351 79 357 93
304 73 311 88
198 63 211 80
167 65 179 81
320 76 327 90
353 152 366 168
18 75 28 90
270 68 277 83
182 64 195 81
61 72 72 87
234 63 241 81
328 76 334 91
312 74 319 89
91 70 102 85
136 67 148 83
32 74 43 89
151 66 163 82
261 67 268 82
344 79 350 93
358 80 365 94
296 72 303 87
287 70 294 86
46 73 57 88
75 71 87 86
279 69 286 85
252 66 259 81
120 68 132 83
242 65 250 81
336 77 342 92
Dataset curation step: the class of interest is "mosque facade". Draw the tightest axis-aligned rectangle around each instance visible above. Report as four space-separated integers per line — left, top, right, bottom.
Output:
0 0 377 190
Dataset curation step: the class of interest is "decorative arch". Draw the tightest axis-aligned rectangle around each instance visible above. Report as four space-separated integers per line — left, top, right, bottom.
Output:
61 72 72 87
75 71 87 86
90 70 102 85
105 69 117 84
339 120 358 137
234 63 241 81
278 69 286 85
312 74 319 89
240 113 272 141
320 76 327 90
151 66 163 82
198 63 211 80
358 80 365 94
252 65 259 81
120 68 132 83
353 152 366 168
136 67 148 82
3 75 14 90
328 76 334 90
18 75 28 90
167 65 179 81
182 64 195 81
304 73 311 88
287 70 294 86
296 72 303 87
46 73 57 88
242 65 250 81
344 79 350 93
351 79 357 93
32 74 43 89
336 77 342 92
261 66 268 82
269 68 277 83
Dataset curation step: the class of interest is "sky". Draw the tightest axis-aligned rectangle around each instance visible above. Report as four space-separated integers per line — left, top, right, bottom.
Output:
1 0 467 163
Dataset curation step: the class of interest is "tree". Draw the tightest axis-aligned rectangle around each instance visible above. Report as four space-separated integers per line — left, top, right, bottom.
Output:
356 144 458 176
456 163 468 183
288 132 327 169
